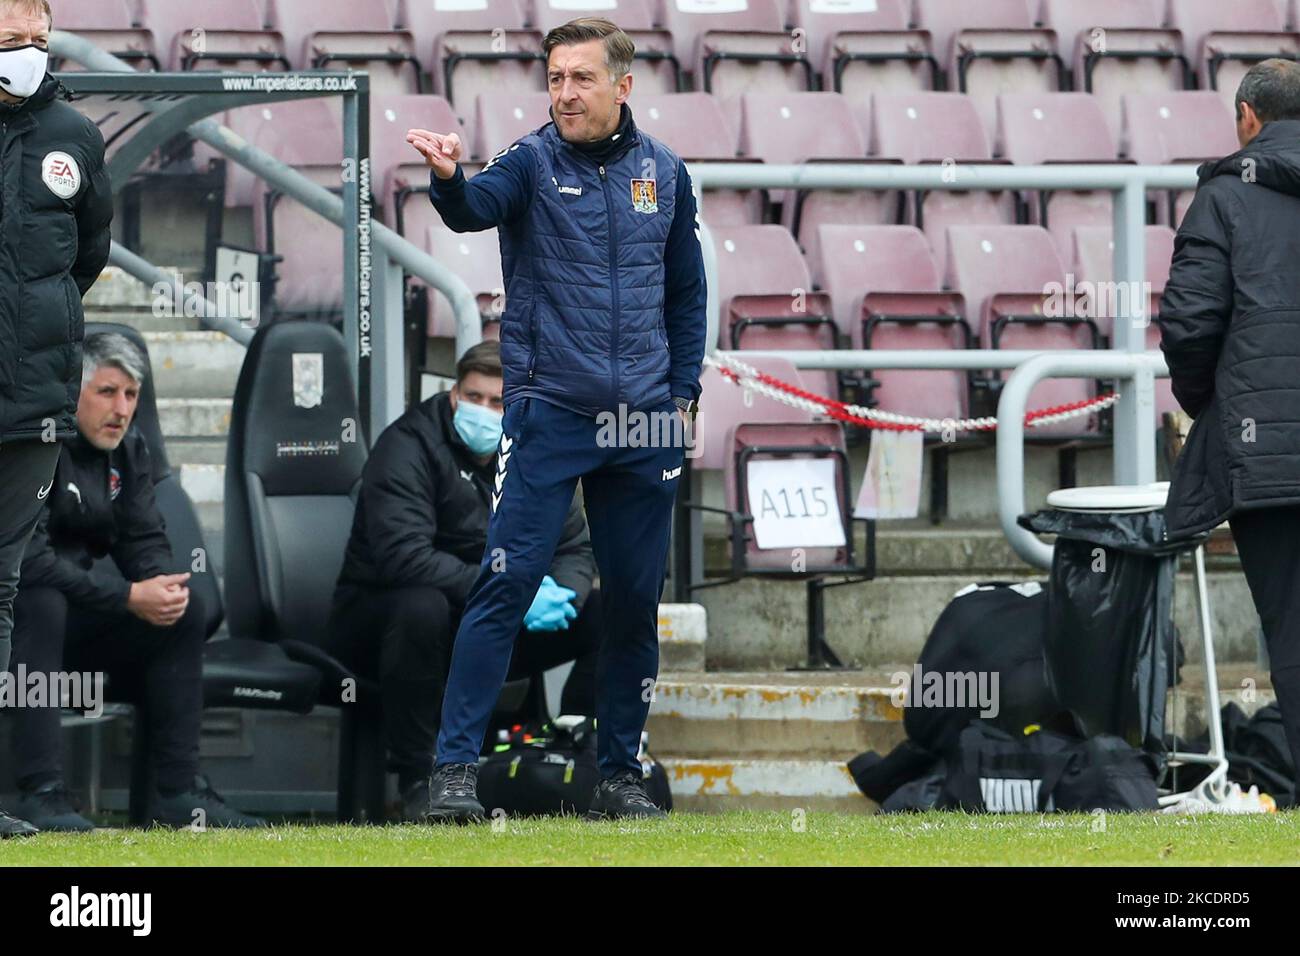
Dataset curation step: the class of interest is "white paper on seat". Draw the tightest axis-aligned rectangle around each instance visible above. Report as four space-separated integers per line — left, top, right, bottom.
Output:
675 0 749 13
809 0 878 13
747 457 847 550
854 429 923 519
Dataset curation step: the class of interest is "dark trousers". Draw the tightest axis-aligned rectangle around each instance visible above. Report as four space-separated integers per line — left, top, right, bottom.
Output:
327 581 604 788
1228 507 1300 779
9 586 205 794
0 439 62 674
436 396 683 778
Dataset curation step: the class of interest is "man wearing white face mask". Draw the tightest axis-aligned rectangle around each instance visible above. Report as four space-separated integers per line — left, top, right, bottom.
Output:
0 0 113 838
326 342 604 821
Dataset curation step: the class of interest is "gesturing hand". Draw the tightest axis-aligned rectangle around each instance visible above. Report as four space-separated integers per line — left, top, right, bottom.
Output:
406 128 463 180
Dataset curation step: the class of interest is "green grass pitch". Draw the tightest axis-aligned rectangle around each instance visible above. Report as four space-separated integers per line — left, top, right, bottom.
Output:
3 810 1299 866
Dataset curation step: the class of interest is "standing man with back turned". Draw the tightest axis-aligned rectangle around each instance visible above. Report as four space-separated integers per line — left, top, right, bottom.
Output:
406 17 707 821
0 0 113 838
1160 58 1300 782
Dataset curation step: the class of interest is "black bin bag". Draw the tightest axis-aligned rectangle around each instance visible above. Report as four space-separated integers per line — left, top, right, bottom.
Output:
1018 507 1200 754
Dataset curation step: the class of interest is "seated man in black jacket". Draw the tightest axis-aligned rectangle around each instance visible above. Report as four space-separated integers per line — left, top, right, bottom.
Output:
8 333 263 831
328 341 603 821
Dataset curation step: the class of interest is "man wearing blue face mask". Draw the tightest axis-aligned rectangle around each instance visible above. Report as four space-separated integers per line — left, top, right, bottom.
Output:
327 342 604 821
0 0 113 838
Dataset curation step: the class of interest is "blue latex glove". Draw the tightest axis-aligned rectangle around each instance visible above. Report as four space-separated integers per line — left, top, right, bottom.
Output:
524 575 579 631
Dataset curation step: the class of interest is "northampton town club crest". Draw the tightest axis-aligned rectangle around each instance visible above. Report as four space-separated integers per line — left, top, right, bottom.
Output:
630 177 657 214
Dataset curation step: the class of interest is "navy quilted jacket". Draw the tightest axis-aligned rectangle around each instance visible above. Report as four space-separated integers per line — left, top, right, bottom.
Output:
428 105 707 417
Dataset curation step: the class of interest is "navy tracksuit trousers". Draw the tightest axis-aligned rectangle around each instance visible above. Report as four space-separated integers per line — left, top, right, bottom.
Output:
435 395 685 777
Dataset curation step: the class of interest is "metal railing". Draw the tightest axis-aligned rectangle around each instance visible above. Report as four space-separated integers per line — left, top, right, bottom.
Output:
694 161 1200 566
50 31 484 437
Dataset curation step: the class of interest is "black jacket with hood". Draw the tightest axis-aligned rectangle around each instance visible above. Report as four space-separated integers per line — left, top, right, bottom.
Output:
0 73 113 443
1160 119 1300 538
334 391 596 609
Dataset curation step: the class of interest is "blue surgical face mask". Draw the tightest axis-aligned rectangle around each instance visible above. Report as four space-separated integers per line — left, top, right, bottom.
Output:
453 398 503 456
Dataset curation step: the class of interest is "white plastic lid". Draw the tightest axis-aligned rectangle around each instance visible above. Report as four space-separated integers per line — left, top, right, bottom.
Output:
1044 482 1170 513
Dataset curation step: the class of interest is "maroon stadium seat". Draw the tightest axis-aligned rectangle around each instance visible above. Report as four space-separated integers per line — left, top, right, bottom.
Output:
789 0 936 108
635 92 762 226
913 0 1060 136
1040 0 1187 142
710 224 840 400
996 93 1117 258
425 226 506 340
871 91 1014 274
1167 0 1299 102
720 421 856 576
266 0 419 95
945 225 1101 438
56 0 158 70
1071 224 1179 419
737 92 888 268
1121 91 1239 164
400 0 544 110
656 0 813 107
227 99 345 316
815 224 969 426
531 0 681 93
254 166 346 317
1121 92 1238 226
370 93 461 226
224 98 343 208
694 356 815 471
471 91 551 161
139 0 288 72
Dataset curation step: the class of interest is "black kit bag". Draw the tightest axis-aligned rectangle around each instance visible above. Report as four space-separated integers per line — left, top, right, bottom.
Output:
938 723 1160 813
938 724 1077 812
1019 508 1198 754
477 718 672 817
903 581 1069 754
1222 702 1297 807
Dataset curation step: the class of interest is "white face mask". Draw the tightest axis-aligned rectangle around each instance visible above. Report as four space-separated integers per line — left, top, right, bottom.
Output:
0 44 49 100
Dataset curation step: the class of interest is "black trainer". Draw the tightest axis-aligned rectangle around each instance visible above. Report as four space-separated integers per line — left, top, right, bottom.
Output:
0 808 38 839
149 775 268 829
587 770 667 820
422 762 485 823
11 782 96 832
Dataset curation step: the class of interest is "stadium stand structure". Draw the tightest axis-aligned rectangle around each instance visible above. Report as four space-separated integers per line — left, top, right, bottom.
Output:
20 0 1283 816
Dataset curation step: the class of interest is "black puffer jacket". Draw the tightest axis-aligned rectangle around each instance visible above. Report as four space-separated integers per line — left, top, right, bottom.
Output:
1160 119 1300 539
335 391 596 609
20 428 174 613
0 73 113 443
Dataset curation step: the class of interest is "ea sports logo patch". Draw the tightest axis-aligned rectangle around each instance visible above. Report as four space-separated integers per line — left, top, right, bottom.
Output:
42 151 81 199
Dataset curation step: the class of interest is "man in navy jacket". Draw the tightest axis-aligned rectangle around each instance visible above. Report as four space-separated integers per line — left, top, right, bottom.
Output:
406 17 706 821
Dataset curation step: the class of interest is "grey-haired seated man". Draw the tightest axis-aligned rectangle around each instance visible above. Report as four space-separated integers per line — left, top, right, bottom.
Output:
7 333 264 831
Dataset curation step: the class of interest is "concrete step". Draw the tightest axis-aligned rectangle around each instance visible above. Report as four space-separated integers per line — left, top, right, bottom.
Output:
87 309 203 334
647 670 906 759
647 668 1272 813
657 605 706 673
659 758 871 814
166 437 227 468
158 397 232 439
83 267 170 310
141 331 244 398
178 463 225 507
695 571 1262 669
